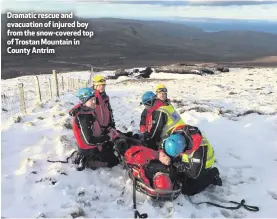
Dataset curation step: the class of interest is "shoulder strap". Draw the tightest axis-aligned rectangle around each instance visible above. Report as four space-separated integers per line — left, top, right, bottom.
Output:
74 111 100 127
147 99 165 114
69 103 83 117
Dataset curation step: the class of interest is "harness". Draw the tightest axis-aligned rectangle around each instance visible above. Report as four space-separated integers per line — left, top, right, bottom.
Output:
95 90 111 128
145 99 165 132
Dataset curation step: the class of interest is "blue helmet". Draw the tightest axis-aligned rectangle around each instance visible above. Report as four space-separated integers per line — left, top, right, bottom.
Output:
76 87 95 103
141 91 156 106
164 133 186 157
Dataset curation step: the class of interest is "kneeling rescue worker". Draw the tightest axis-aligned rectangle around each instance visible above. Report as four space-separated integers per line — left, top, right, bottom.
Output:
69 88 120 171
160 125 222 196
139 91 155 134
139 85 186 150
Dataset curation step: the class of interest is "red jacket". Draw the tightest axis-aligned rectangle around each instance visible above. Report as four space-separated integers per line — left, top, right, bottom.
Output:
125 146 159 186
145 99 166 132
95 90 115 129
69 103 110 151
172 125 202 154
139 99 167 133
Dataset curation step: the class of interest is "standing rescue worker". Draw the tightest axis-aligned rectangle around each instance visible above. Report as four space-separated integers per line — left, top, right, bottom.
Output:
155 84 170 103
92 74 116 130
69 88 120 171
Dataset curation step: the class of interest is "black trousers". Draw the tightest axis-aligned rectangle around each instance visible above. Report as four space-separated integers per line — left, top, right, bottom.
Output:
98 143 119 167
144 139 159 151
78 142 119 168
144 160 170 187
181 167 219 196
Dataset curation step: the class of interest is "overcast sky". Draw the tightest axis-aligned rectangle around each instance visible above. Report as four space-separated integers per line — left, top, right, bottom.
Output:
2 0 277 20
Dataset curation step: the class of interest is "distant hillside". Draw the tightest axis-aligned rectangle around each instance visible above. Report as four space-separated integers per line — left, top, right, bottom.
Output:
1 15 277 79
162 17 277 34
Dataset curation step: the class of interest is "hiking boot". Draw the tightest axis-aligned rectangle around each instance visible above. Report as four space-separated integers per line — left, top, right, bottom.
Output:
213 174 222 186
77 157 86 171
73 152 83 164
210 168 222 186
72 153 85 171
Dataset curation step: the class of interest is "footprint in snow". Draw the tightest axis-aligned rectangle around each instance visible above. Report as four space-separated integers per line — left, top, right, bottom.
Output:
36 212 47 218
190 213 197 218
56 169 67 176
268 191 277 200
23 121 36 127
61 207 85 218
116 198 124 205
210 212 221 217
232 167 243 178
76 197 92 208
35 177 57 185
220 209 247 218
220 209 233 218
247 176 257 182
58 135 74 150
227 153 241 160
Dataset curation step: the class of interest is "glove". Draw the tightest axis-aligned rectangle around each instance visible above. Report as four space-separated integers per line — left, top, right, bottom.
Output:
107 127 119 140
124 131 133 138
159 150 171 166
109 122 116 128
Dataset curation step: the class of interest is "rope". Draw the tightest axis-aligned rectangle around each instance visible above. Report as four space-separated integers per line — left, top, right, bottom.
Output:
47 151 77 163
188 196 259 212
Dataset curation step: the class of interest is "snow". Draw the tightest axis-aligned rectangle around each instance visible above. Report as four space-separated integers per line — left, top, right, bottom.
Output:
1 67 277 218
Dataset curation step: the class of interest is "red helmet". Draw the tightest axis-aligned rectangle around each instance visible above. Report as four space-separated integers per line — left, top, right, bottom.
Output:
153 172 173 190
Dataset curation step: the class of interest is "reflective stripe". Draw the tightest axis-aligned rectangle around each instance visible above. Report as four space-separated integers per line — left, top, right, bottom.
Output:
201 138 209 145
181 135 215 169
201 136 216 169
150 111 162 139
77 116 90 145
72 111 101 150
191 158 201 163
157 105 185 139
181 152 194 163
207 149 215 161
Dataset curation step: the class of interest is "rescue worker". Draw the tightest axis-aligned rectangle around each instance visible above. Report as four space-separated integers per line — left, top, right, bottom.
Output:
69 87 120 171
91 74 116 130
155 84 170 103
140 85 186 150
160 125 222 196
139 84 171 133
139 91 156 134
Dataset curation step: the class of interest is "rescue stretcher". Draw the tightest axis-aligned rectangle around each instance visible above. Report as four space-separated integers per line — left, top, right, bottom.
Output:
127 167 182 201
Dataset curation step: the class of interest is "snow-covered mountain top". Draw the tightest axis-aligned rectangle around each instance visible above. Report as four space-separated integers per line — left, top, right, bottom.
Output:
1 67 277 217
